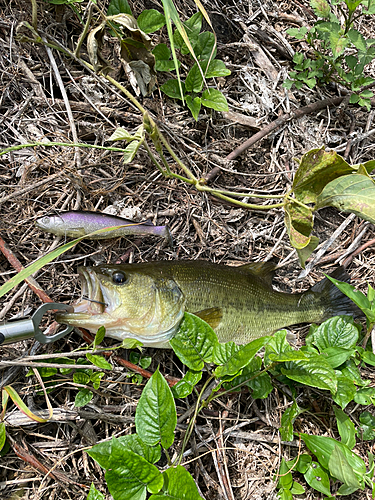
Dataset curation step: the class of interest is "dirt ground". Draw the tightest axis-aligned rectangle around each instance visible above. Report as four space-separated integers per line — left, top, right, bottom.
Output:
0 0 375 498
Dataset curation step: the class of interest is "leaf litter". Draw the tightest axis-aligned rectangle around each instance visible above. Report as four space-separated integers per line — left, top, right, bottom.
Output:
0 0 375 499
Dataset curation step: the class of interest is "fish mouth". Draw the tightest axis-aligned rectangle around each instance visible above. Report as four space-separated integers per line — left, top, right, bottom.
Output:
57 268 108 322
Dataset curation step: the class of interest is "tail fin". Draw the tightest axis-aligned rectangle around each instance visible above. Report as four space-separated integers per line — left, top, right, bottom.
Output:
310 266 362 320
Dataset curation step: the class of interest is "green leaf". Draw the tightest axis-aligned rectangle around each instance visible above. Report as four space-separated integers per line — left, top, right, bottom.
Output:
186 95 201 121
121 338 144 350
329 445 361 489
107 0 132 16
195 31 216 60
90 371 105 390
152 43 179 72
361 350 375 366
75 389 93 407
278 458 293 490
137 9 165 34
278 490 293 500
105 443 163 500
301 433 366 476
201 89 228 111
322 347 356 368
204 59 231 78
286 27 308 39
304 461 331 496
93 326 106 348
185 64 204 93
281 353 337 392
135 367 176 449
73 372 90 385
264 329 293 367
0 422 6 452
332 374 357 409
149 466 204 499
108 127 134 142
213 341 238 365
122 139 143 164
173 12 202 55
354 387 375 405
347 29 367 52
295 454 312 474
358 411 375 440
310 0 331 17
88 435 161 470
87 483 104 500
341 359 369 386
214 336 270 378
292 147 353 203
160 79 186 100
324 275 371 312
290 481 305 494
86 354 113 370
306 315 359 351
171 369 202 398
334 406 357 449
280 402 303 441
247 371 273 400
315 174 375 224
170 313 218 370
284 199 314 249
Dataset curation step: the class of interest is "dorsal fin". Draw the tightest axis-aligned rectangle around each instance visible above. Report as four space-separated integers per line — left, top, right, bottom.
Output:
193 307 223 330
239 260 278 286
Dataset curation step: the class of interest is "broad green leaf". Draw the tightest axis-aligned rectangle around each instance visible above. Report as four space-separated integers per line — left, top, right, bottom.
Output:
354 387 375 405
290 482 305 494
88 435 161 470
186 95 201 121
281 353 337 392
149 466 204 499
73 372 90 385
170 313 218 370
75 389 93 407
295 454 312 474
358 411 375 440
292 147 353 203
27 366 57 378
321 347 356 368
341 359 369 387
172 12 202 54
123 139 143 164
278 490 293 500
201 89 228 111
334 406 356 449
280 402 303 442
301 433 366 475
284 199 314 249
213 341 238 365
361 350 375 366
332 374 357 409
171 369 202 398
108 127 134 142
160 79 186 100
277 458 293 490
304 462 331 496
0 422 6 451
324 275 370 311
121 338 143 350
204 59 231 78
135 367 176 449
306 315 359 351
137 9 165 34
264 329 293 367
247 371 273 400
269 351 308 362
107 0 132 16
153 44 179 72
90 371 104 390
315 174 375 224
106 443 163 500
93 326 106 347
329 445 361 489
286 27 308 39
331 35 349 59
347 29 367 52
86 354 113 370
214 336 270 378
195 31 216 60
346 54 358 70
87 483 104 500
185 64 204 93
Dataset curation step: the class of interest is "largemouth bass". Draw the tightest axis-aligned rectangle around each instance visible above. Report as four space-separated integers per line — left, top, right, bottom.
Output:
36 211 172 245
56 260 359 347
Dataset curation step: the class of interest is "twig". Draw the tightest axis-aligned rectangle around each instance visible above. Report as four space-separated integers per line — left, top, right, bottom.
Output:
343 237 375 267
225 96 344 161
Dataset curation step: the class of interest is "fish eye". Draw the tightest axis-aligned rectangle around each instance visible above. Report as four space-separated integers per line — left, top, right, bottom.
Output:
112 271 128 285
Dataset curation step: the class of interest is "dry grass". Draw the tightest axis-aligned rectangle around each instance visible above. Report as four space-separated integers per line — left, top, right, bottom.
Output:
0 0 375 498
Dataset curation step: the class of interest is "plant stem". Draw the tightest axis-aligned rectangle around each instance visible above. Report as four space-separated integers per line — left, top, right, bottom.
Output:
0 142 130 157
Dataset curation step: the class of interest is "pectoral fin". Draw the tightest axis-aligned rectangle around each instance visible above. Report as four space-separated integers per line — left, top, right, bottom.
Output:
193 307 223 329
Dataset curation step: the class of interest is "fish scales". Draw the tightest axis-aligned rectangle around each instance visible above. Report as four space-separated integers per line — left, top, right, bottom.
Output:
55 260 360 347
